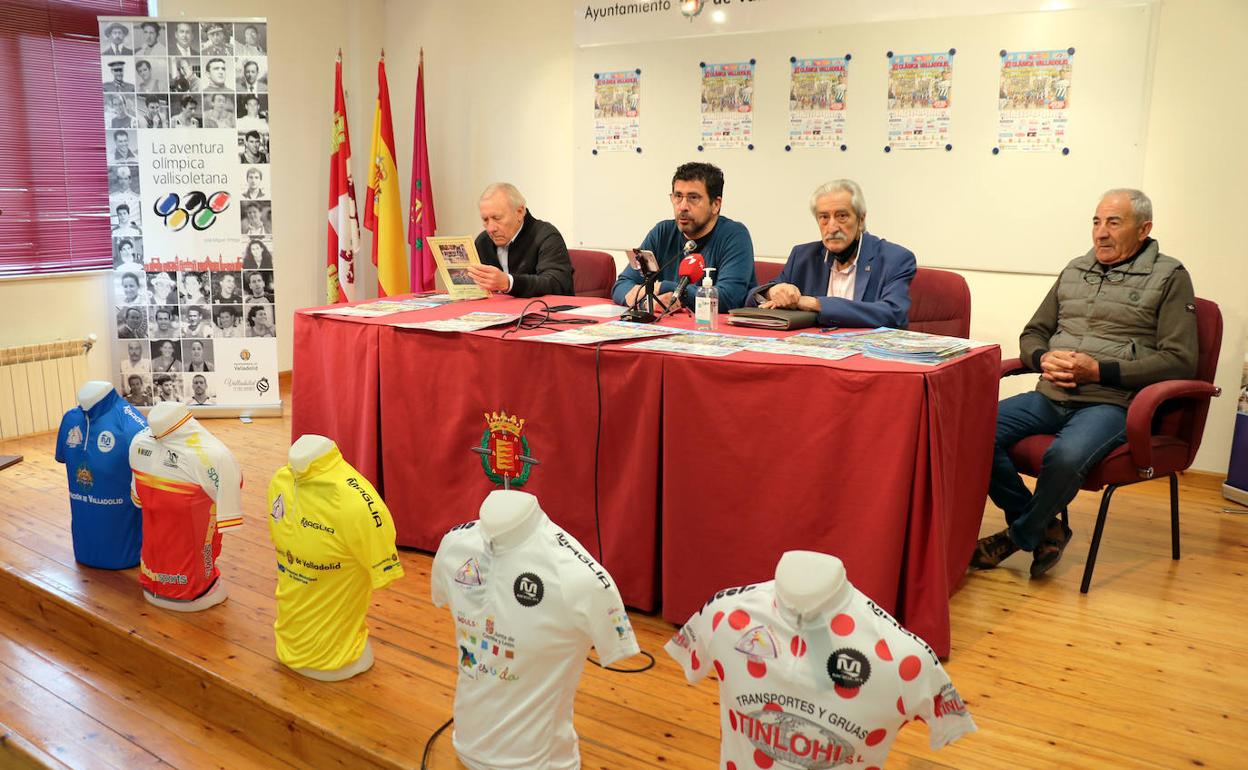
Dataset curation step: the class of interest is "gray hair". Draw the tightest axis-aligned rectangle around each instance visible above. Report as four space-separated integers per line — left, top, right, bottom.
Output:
480 182 526 210
810 179 866 219
1101 188 1152 225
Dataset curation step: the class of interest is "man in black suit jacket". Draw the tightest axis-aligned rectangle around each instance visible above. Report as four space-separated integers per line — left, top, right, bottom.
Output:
469 183 573 298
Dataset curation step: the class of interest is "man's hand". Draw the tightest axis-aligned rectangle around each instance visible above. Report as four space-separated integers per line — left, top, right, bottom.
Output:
759 282 801 309
1041 350 1100 389
467 264 510 293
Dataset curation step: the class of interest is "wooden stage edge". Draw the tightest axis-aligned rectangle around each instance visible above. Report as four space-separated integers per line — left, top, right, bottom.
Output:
0 394 1246 768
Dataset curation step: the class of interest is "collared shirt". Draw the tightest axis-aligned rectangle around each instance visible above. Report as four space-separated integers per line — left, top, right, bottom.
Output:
495 221 523 292
827 254 857 299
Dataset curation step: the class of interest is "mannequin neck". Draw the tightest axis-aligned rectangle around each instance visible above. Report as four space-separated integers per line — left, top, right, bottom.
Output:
149 402 193 439
774 550 851 625
289 434 336 475
77 381 114 412
479 490 542 551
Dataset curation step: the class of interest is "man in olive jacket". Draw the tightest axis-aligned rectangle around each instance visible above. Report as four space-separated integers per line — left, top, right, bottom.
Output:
972 189 1197 578
469 183 573 298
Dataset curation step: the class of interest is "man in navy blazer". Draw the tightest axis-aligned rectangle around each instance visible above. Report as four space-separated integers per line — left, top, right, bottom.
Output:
748 179 916 328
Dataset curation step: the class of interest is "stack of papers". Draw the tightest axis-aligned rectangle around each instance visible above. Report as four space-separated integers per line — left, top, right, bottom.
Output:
627 329 756 358
850 328 973 365
533 321 676 345
394 312 520 333
745 333 859 361
312 298 440 317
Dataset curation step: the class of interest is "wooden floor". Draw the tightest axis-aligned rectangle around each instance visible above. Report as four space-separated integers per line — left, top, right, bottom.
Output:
0 385 1246 769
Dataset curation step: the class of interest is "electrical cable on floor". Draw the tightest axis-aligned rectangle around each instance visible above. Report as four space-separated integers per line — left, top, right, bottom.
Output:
420 717 454 770
588 649 657 673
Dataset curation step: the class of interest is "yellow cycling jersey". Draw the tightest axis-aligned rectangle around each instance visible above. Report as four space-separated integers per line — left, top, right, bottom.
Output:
266 445 403 671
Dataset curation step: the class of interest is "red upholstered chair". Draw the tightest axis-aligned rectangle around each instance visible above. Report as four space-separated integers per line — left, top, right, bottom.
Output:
568 249 615 298
754 260 784 287
907 267 971 337
1000 298 1223 592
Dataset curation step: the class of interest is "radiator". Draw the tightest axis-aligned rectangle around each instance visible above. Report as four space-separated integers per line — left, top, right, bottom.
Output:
0 336 96 439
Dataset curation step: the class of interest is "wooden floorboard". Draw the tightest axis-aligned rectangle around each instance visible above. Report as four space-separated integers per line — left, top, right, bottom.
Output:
0 387 1246 769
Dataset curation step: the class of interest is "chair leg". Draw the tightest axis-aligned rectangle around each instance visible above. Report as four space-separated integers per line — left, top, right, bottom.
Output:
1169 473 1180 561
1081 485 1119 594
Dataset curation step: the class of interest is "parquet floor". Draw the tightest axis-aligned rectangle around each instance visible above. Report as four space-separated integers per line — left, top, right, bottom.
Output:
0 384 1245 769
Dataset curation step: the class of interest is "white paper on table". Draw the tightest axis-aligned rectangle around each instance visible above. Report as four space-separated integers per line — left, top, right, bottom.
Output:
394 312 520 333
559 304 629 319
627 329 755 358
531 320 677 345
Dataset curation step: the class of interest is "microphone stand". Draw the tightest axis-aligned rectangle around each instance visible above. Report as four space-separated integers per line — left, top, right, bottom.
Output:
622 247 688 324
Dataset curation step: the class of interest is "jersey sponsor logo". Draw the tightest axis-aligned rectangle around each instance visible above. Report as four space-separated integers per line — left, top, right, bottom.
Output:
458 645 479 678
827 648 871 690
732 707 859 768
66 426 84 448
137 447 153 457
735 625 780 660
345 477 384 527
933 683 968 718
163 449 180 469
270 493 285 520
141 560 189 585
554 532 612 588
670 629 692 650
96 430 116 453
864 598 939 664
449 520 476 532
454 558 483 586
75 464 94 490
610 608 632 641
300 517 334 535
513 572 544 607
700 582 759 611
68 492 125 505
285 549 342 571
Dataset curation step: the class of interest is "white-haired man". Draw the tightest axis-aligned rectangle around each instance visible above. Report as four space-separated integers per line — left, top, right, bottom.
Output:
972 189 1198 578
747 179 916 328
468 183 573 298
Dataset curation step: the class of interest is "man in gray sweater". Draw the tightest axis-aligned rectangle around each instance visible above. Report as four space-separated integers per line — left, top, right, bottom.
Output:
972 188 1198 578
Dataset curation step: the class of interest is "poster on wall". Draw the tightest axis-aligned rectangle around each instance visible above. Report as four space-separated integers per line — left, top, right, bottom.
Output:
593 70 641 152
100 17 280 412
788 56 849 149
997 49 1073 152
886 51 953 150
700 61 754 149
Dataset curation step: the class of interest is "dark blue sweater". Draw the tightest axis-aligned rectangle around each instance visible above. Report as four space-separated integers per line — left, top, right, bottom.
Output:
611 216 756 311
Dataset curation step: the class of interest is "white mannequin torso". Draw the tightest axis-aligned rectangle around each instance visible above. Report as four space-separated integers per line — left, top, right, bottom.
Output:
289 434 334 473
775 550 849 621
147 401 190 438
77 381 114 411
479 490 541 550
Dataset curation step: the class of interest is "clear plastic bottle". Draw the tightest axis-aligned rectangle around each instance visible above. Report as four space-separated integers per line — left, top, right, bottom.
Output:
695 267 718 330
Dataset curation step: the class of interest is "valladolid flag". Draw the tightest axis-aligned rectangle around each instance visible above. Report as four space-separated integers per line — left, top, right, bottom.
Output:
408 48 437 293
327 51 360 303
365 55 407 297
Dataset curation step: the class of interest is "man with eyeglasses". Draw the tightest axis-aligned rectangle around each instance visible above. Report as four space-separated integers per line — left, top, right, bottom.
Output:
972 188 1197 579
746 179 915 328
611 162 755 313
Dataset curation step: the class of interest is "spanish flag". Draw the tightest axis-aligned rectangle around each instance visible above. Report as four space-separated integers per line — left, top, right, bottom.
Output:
364 55 407 297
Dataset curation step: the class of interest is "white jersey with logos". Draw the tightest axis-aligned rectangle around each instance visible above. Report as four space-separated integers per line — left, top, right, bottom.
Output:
431 511 640 770
665 579 976 769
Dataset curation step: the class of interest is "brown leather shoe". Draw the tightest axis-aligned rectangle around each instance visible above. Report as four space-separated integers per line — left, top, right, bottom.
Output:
970 529 1019 570
1030 520 1073 578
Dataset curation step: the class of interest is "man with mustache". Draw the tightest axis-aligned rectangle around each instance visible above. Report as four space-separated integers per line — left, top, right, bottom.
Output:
747 179 916 328
612 162 755 313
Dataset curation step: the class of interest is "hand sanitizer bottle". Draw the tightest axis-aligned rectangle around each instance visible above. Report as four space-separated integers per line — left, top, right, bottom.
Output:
695 267 718 330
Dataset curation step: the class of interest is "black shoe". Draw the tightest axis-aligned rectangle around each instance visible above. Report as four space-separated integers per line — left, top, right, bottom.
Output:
970 529 1019 570
1030 520 1073 578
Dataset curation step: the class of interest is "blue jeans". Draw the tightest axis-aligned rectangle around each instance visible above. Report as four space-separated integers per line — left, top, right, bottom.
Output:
989 391 1127 551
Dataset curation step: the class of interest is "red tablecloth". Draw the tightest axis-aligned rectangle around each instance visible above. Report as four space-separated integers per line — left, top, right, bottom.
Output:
292 296 999 651
291 311 385 490
657 344 1000 657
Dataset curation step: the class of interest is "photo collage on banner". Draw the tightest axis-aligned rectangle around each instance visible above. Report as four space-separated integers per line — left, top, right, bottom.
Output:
102 18 278 409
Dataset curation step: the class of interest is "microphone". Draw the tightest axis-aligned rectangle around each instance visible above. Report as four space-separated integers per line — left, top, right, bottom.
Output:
671 253 705 308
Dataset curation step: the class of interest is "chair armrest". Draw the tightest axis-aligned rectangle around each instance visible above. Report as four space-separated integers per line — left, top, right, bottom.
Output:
1123 379 1221 474
1000 357 1029 378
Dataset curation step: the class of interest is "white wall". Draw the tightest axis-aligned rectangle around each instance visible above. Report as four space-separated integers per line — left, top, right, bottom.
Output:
3 0 1242 471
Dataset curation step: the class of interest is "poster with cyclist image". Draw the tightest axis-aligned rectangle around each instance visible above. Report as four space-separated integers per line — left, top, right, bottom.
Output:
100 16 278 411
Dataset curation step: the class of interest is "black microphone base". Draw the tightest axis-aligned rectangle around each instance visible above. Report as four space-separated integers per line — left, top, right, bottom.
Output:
620 308 657 324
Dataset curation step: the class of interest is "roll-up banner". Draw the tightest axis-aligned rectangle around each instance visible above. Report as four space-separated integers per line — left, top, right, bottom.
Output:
101 17 280 416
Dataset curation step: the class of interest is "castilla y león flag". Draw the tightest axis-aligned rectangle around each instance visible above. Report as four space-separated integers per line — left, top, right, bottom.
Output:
327 52 360 303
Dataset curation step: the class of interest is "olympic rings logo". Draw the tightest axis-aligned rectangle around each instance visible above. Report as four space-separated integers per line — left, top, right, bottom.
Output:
154 191 231 231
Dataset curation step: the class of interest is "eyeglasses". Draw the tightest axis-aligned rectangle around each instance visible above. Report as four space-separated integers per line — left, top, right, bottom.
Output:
1082 269 1127 285
669 192 705 206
